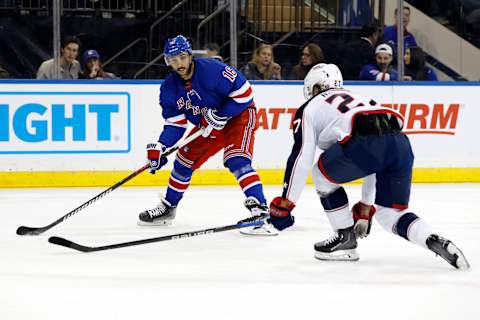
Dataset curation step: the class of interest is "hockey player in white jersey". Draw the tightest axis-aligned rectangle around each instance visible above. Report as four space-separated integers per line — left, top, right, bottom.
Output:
265 63 470 269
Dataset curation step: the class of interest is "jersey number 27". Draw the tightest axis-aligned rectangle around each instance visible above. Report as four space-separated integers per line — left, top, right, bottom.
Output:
325 93 376 113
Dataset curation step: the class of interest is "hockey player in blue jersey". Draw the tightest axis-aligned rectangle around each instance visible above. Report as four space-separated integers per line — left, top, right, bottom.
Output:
138 35 276 235
264 63 470 269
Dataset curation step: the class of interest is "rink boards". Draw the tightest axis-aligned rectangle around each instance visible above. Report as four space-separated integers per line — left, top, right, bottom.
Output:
0 80 479 187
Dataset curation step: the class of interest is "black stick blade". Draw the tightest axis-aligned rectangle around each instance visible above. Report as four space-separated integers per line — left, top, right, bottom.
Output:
16 226 45 236
48 236 93 252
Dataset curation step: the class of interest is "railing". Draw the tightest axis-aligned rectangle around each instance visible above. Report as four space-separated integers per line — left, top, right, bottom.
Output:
0 0 148 13
0 0 49 11
103 37 147 68
148 0 189 62
195 1 230 49
243 0 374 44
133 52 163 79
62 0 148 13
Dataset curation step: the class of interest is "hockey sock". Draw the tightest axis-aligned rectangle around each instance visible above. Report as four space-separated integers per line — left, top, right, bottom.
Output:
319 187 353 230
395 212 432 249
226 159 266 204
165 164 193 206
375 206 433 249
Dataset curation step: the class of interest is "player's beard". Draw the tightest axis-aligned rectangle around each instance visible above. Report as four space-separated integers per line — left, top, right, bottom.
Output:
176 61 194 80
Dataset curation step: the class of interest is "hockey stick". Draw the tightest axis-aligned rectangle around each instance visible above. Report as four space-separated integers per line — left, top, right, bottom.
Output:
48 220 264 252
16 129 204 236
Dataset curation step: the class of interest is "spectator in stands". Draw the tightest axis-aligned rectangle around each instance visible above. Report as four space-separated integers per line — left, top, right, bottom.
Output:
37 36 81 79
360 43 398 81
338 22 381 80
404 46 438 81
289 43 325 80
241 43 282 80
79 49 117 79
383 6 418 49
0 65 9 78
203 43 223 62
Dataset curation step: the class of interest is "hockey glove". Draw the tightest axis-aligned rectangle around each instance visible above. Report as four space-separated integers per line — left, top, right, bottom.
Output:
200 109 228 138
269 196 296 231
146 142 168 174
352 201 376 239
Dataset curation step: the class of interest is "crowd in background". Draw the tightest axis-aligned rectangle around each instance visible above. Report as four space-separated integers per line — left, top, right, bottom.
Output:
235 6 437 82
0 5 440 82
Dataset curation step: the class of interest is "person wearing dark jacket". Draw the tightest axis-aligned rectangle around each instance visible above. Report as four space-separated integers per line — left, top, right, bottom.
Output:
241 44 282 80
289 43 325 80
338 22 381 80
404 47 438 81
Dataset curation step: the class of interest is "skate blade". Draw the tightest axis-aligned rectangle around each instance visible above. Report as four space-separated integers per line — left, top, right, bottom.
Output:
240 225 279 236
137 220 173 226
447 243 471 270
314 249 360 261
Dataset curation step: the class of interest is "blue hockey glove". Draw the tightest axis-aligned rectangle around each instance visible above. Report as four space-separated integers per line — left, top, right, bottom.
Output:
146 142 168 174
200 109 228 138
269 196 295 230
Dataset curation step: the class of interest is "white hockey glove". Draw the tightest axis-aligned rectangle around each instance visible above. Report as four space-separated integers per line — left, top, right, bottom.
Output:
146 142 168 173
200 109 228 138
352 202 376 239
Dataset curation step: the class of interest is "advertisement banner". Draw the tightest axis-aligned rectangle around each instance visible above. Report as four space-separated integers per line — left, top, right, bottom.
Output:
0 81 478 186
0 91 131 154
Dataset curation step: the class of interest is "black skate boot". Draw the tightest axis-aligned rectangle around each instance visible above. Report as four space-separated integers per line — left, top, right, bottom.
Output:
426 234 470 270
138 198 176 226
314 226 359 261
239 196 278 236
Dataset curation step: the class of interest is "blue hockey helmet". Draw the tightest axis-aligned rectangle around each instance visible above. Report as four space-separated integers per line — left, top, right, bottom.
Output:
163 35 192 65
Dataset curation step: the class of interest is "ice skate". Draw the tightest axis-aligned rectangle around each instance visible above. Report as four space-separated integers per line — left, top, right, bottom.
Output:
314 226 359 261
239 197 278 236
138 198 176 226
426 234 470 270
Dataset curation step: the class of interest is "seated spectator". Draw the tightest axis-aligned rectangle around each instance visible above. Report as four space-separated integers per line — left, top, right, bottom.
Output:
360 43 398 81
240 43 282 80
37 36 81 79
404 46 438 81
338 22 381 80
79 49 117 79
383 6 417 49
289 43 325 80
0 64 9 78
203 43 223 62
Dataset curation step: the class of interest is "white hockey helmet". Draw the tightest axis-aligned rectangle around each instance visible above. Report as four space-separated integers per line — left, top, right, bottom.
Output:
303 63 343 99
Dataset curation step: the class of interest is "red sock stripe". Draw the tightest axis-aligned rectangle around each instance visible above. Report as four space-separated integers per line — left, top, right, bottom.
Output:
168 177 190 191
238 173 260 189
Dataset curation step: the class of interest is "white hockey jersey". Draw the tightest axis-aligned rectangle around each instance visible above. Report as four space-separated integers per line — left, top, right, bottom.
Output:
281 88 404 203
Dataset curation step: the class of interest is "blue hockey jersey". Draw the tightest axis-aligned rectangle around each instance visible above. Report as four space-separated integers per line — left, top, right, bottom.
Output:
383 25 418 50
158 58 254 147
360 63 399 81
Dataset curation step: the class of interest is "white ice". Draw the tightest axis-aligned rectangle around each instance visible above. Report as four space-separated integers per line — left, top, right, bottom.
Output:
1 184 479 320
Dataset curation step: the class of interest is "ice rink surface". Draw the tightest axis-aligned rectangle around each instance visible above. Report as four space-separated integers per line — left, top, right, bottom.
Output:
1 184 479 320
